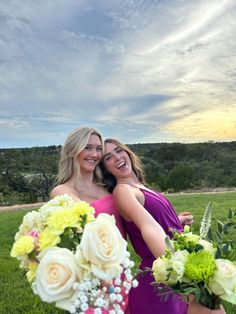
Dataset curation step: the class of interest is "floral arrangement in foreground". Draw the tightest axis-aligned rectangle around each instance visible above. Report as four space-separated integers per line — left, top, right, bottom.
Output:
11 194 138 314
152 202 236 310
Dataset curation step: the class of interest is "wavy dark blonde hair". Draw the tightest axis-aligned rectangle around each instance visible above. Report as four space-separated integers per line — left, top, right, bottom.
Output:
56 127 103 185
100 138 146 192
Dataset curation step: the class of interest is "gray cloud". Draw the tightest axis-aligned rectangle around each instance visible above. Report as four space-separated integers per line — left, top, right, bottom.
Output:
0 0 236 147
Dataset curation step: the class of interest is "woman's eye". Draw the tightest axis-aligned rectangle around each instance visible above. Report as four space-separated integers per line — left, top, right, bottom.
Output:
104 155 111 161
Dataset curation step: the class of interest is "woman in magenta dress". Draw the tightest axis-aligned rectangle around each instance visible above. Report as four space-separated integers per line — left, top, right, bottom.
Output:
101 138 189 314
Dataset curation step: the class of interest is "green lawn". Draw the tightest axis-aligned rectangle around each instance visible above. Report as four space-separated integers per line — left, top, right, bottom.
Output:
0 192 236 314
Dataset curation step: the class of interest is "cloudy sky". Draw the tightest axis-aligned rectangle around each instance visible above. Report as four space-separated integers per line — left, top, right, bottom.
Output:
1 0 236 148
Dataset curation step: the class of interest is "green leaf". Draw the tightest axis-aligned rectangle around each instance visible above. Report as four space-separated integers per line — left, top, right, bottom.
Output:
225 221 235 227
58 234 77 250
194 244 205 252
222 243 230 254
228 209 233 219
215 246 221 259
217 220 224 233
223 224 229 234
165 235 175 253
215 230 222 242
194 289 201 302
207 227 213 241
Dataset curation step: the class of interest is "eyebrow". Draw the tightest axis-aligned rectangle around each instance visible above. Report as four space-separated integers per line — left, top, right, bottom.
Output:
86 144 102 148
103 146 120 159
103 152 111 159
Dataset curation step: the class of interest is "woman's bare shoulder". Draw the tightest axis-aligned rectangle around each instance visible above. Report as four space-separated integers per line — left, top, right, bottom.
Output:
114 183 132 193
50 184 81 202
50 184 70 197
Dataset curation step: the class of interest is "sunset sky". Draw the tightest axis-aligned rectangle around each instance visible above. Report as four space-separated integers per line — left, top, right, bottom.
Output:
1 0 236 148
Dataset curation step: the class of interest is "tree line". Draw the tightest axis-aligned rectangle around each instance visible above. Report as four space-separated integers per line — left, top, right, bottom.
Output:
0 141 236 205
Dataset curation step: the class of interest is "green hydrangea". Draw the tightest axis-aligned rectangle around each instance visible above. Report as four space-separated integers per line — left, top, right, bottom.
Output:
184 251 216 282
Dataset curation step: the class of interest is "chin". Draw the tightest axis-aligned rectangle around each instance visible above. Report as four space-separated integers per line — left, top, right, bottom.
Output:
85 165 96 171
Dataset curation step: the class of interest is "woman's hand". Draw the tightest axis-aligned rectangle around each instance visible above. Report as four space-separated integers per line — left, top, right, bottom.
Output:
178 211 194 226
187 295 226 314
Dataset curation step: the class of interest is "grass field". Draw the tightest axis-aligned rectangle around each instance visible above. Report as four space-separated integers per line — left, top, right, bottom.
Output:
0 192 236 314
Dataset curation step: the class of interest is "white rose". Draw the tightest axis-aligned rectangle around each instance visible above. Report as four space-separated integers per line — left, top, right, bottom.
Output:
78 213 127 281
35 247 81 306
39 194 74 216
171 250 189 282
41 194 74 209
40 205 66 217
14 231 21 241
75 247 92 279
152 256 171 284
19 211 43 234
23 211 42 227
199 239 216 256
207 259 236 303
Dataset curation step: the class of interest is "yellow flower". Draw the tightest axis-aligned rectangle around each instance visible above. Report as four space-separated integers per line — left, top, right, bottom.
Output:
46 202 95 234
46 209 76 234
11 235 35 257
26 261 39 282
38 229 61 251
71 201 95 222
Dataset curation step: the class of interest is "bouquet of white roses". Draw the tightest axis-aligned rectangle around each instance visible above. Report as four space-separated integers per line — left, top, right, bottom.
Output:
11 195 138 314
152 203 236 310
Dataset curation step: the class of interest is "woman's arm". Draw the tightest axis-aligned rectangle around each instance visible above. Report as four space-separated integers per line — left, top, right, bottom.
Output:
113 184 166 258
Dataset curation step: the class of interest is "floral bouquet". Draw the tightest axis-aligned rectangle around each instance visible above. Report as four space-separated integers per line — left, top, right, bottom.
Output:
11 195 138 314
151 203 236 310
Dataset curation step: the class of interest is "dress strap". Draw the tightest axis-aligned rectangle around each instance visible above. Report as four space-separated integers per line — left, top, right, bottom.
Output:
118 183 159 198
118 183 170 207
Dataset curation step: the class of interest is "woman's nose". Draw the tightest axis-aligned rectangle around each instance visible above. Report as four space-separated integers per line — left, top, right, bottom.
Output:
91 148 99 156
113 152 120 160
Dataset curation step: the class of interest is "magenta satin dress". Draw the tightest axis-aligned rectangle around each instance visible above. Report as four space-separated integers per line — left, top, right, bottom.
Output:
88 194 128 314
90 194 126 239
124 188 187 314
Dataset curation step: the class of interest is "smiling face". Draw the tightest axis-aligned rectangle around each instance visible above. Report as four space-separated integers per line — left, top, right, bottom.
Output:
76 134 103 173
103 142 133 179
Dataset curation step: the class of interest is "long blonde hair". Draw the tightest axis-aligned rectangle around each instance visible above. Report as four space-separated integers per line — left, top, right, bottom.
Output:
56 127 103 184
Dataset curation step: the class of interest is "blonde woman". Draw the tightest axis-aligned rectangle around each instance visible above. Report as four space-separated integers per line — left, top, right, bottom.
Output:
51 127 128 313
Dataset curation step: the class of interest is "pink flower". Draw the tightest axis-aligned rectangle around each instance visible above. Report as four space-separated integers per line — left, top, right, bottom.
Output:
27 230 39 238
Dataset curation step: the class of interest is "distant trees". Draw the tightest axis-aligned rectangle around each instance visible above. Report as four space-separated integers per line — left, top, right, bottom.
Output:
0 146 60 205
130 141 236 192
0 141 236 205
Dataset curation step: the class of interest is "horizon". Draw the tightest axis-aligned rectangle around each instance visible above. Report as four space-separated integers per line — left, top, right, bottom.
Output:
1 139 236 150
